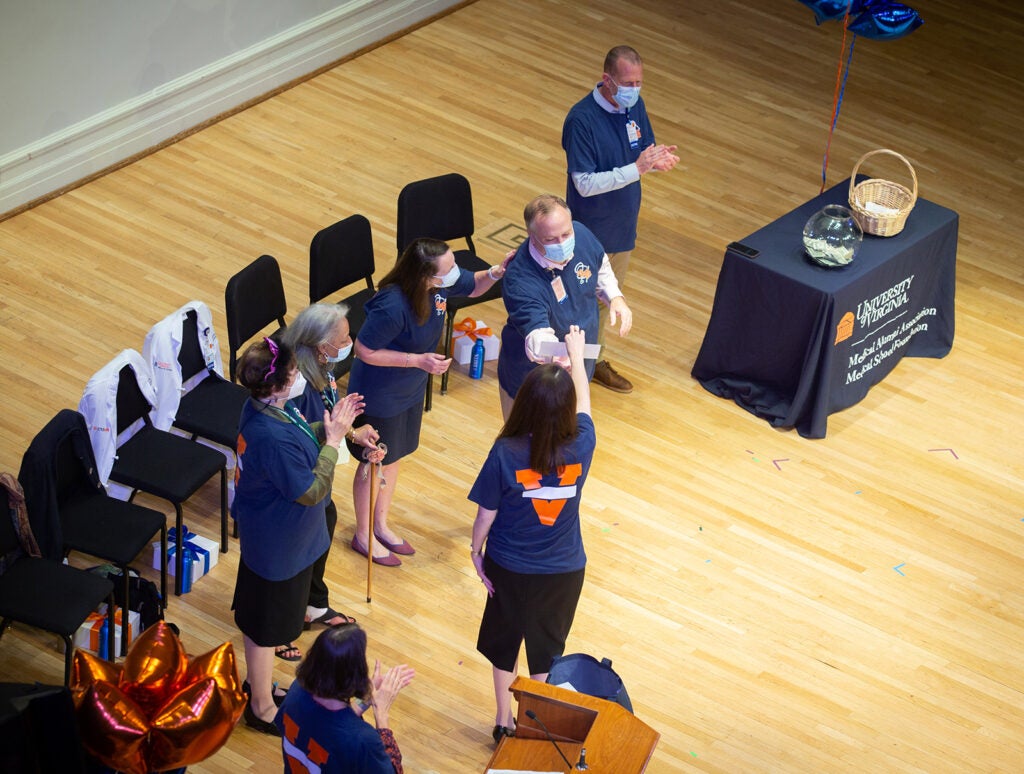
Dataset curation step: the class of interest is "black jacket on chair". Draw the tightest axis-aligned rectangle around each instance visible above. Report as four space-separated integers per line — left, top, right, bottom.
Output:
17 409 100 562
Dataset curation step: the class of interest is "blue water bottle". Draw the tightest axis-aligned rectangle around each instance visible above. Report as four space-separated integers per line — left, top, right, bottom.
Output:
98 616 110 660
469 337 485 379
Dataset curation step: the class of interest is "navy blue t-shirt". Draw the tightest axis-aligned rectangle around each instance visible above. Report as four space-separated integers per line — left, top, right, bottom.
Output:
468 414 595 574
348 269 475 417
497 223 603 398
233 400 330 580
562 92 655 253
276 684 393 773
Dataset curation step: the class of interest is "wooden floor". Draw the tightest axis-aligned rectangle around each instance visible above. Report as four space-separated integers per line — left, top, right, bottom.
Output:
1 0 1023 771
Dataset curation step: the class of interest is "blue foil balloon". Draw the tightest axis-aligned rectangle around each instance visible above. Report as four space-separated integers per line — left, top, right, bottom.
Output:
796 0 867 24
848 2 923 40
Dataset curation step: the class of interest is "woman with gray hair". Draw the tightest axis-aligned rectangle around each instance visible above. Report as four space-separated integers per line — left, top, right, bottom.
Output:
282 303 385 652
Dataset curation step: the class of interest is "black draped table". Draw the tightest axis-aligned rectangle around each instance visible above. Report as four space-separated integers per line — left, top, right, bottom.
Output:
691 179 958 438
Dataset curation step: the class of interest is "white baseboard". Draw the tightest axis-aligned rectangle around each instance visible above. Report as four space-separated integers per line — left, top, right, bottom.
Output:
0 0 460 215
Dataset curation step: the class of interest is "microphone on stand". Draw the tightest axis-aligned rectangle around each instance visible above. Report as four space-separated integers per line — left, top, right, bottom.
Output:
575 746 589 770
524 709 572 772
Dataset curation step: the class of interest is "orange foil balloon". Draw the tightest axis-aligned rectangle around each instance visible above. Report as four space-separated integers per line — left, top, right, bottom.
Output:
120 621 188 716
147 676 245 771
75 681 149 774
70 649 124 703
72 620 246 773
186 641 245 696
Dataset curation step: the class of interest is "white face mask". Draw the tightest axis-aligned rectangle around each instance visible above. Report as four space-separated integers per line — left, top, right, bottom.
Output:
433 264 461 288
286 370 308 399
324 342 353 364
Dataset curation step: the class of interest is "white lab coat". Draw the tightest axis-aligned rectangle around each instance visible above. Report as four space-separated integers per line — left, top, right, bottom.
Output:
77 349 156 499
142 301 224 431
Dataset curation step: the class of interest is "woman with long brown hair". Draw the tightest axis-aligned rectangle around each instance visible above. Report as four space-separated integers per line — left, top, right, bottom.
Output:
467 326 593 743
346 237 506 565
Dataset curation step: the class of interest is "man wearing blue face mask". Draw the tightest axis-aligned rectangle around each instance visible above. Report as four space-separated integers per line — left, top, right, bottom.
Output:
498 194 632 420
562 45 679 395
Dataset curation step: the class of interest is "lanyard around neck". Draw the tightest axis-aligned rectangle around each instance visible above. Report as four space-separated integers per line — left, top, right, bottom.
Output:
266 401 320 449
320 372 338 411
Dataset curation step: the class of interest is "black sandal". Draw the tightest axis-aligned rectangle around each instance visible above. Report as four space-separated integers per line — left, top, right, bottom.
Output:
274 643 302 662
303 607 357 631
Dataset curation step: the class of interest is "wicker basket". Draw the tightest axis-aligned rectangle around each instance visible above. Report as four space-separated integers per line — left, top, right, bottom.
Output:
848 149 918 236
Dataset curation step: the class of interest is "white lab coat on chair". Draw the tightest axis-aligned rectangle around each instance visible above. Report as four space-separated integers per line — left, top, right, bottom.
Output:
142 301 236 505
143 301 223 431
77 348 156 500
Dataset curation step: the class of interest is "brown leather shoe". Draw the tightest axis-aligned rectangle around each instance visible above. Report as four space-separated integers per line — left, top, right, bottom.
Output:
592 360 633 393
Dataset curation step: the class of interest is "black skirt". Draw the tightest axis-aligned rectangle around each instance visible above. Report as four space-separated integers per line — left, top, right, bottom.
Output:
346 402 423 464
232 558 314 647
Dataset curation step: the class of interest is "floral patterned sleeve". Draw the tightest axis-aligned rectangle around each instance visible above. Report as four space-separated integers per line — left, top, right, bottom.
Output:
378 728 403 774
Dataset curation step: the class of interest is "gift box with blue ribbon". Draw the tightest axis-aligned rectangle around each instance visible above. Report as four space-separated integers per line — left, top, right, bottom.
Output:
153 525 218 593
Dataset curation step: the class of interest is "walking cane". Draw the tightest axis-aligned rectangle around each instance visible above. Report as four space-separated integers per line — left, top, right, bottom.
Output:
366 465 375 603
363 443 387 603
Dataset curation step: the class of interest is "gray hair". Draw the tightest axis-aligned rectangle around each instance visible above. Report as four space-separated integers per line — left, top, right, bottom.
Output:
282 302 350 391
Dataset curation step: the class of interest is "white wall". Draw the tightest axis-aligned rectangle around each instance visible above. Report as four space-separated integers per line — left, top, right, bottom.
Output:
0 0 462 215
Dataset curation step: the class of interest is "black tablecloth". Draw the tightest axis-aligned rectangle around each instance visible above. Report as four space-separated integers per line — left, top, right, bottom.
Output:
691 179 958 438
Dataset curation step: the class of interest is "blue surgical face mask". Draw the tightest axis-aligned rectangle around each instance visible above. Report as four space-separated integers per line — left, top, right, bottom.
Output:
611 77 640 110
433 264 461 288
543 235 575 265
324 342 353 364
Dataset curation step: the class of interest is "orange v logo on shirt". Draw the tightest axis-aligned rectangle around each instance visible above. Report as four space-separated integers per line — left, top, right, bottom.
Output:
516 464 583 526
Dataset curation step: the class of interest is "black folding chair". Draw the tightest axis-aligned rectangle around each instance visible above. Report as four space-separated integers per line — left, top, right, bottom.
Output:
170 309 248 549
19 410 167 656
225 254 287 382
107 365 227 596
0 475 115 684
396 173 502 406
309 214 377 379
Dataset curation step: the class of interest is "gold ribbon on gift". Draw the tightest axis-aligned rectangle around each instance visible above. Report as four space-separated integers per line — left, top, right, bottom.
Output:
453 317 492 342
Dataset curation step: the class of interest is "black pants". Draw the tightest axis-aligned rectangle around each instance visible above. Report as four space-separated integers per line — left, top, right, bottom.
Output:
307 498 337 609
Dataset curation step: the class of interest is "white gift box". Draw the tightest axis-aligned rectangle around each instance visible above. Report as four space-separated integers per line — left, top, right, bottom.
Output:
74 604 141 656
153 529 219 590
452 319 500 365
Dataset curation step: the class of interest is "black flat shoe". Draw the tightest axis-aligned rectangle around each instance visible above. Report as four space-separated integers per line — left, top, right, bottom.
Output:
492 724 515 744
244 700 282 736
242 680 287 707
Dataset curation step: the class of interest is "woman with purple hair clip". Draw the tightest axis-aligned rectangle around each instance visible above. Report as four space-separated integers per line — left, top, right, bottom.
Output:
232 336 366 735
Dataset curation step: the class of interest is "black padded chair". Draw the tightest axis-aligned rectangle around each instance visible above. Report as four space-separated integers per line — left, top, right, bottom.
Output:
396 173 503 405
309 214 377 379
108 366 227 596
0 476 115 685
171 310 248 550
19 410 168 656
225 254 287 382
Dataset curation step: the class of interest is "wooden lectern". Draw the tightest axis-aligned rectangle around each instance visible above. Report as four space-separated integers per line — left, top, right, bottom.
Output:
484 677 660 773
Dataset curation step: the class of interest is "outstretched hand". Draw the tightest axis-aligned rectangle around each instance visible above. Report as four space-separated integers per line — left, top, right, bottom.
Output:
564 325 586 370
607 297 633 336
